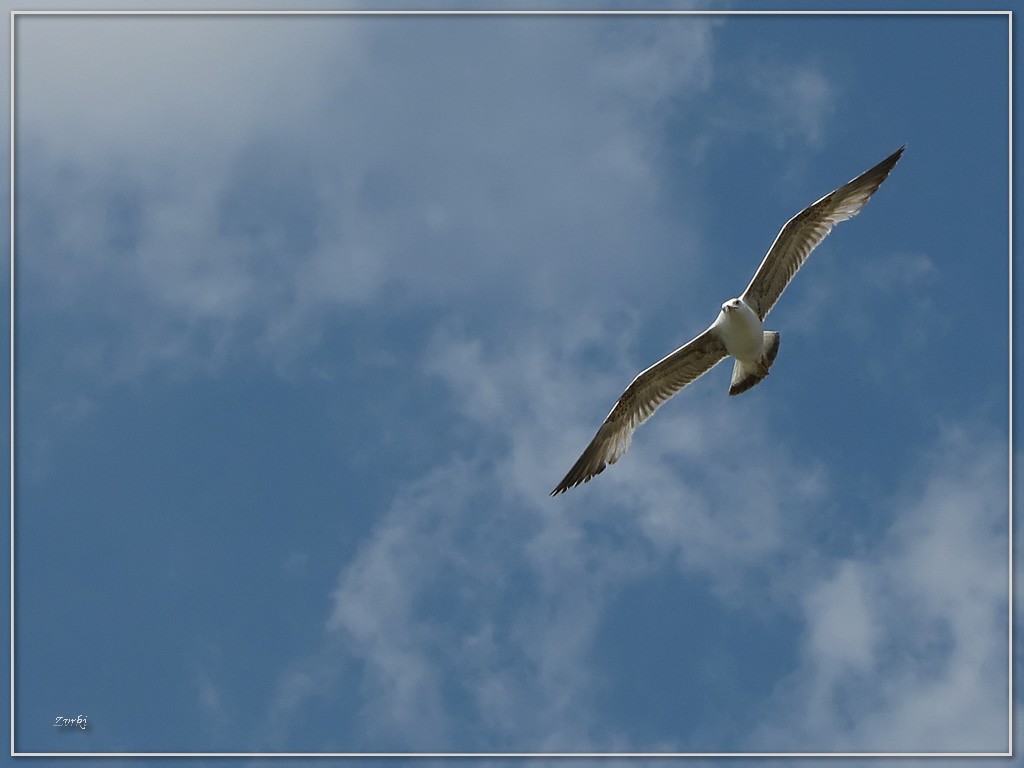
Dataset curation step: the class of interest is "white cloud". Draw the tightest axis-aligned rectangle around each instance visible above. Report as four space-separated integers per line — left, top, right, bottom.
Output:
17 16 358 161
307 309 1006 752
686 57 837 162
756 65 835 147
753 426 1008 752
319 331 634 749
303 315 1010 755
194 669 231 747
804 560 877 671
295 311 830 750
18 15 717 381
16 14 840 391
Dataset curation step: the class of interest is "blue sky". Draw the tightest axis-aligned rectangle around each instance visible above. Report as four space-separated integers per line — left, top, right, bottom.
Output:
9 7 1012 761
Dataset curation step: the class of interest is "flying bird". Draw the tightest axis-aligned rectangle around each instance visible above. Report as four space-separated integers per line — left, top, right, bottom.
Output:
551 146 904 496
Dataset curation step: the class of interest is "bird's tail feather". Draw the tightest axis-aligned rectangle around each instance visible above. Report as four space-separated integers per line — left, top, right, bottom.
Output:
728 331 780 396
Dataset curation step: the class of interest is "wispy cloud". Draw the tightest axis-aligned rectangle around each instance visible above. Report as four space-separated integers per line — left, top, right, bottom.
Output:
19 15 717 382
753 64 836 148
753 426 1008 752
686 56 837 162
268 311 831 751
274 294 1007 753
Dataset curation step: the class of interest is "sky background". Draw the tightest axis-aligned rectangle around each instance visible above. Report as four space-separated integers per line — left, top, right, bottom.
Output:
8 5 1013 763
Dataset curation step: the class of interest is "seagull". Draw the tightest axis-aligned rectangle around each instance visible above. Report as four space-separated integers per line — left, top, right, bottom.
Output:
551 146 904 496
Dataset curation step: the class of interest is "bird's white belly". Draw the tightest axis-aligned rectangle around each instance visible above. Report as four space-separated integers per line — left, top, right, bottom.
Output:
716 301 764 361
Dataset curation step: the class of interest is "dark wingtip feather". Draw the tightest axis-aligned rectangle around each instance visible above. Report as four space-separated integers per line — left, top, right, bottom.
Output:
873 145 905 181
550 453 607 496
850 145 905 203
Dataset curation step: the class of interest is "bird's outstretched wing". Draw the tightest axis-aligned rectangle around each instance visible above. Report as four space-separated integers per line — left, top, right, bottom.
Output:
551 328 727 495
741 146 904 320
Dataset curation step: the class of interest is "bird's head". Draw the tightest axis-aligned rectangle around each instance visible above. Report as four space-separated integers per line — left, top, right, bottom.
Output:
721 298 742 313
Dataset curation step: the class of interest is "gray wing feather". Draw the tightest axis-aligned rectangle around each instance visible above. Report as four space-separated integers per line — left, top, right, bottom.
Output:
741 146 904 320
551 328 727 495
